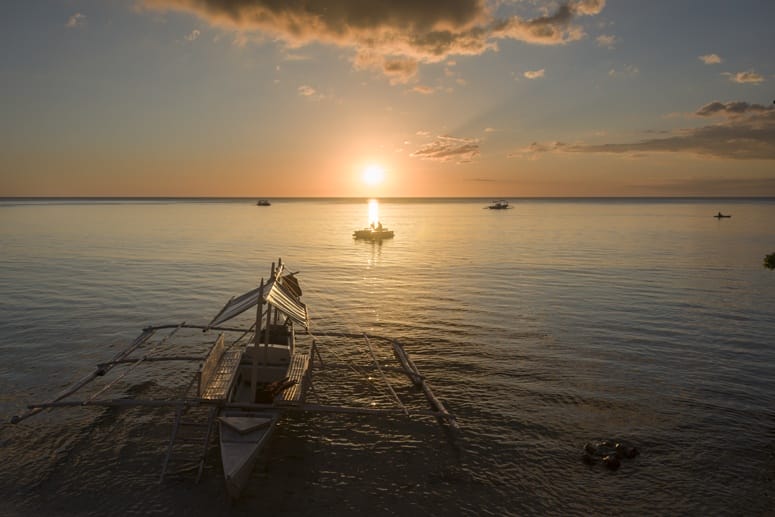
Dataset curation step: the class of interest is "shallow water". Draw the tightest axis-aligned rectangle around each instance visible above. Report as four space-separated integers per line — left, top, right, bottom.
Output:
1 198 774 516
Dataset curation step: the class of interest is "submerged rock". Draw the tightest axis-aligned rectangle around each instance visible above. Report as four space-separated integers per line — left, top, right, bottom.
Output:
582 439 639 470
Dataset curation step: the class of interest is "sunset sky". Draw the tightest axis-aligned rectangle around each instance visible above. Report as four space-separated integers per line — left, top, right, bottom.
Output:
2 1 774 197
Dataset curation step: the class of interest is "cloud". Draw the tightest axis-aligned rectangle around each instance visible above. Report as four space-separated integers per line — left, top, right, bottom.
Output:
694 100 771 117
138 0 606 80
297 85 326 100
724 70 765 84
66 13 86 29
596 34 615 48
698 53 721 65
184 29 200 41
510 101 775 160
412 85 436 94
573 0 606 15
411 135 480 163
523 68 545 79
382 58 420 84
509 141 568 159
608 64 639 78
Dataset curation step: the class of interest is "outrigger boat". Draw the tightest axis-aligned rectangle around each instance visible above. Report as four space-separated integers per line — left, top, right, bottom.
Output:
487 200 510 210
206 260 308 498
10 258 456 500
353 222 394 241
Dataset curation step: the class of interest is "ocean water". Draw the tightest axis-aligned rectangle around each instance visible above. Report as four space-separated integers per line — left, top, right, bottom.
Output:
1 197 774 516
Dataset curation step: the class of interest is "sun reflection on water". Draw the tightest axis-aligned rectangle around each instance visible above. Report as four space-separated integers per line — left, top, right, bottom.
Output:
367 198 380 226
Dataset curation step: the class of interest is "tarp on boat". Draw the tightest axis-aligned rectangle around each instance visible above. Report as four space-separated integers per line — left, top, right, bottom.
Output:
207 274 308 330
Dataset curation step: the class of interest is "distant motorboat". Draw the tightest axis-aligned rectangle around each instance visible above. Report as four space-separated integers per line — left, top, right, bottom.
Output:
487 200 511 210
256 200 271 206
353 223 394 241
714 212 731 218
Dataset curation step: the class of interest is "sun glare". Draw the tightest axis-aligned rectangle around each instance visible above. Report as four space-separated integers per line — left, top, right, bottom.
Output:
368 198 380 226
362 164 385 186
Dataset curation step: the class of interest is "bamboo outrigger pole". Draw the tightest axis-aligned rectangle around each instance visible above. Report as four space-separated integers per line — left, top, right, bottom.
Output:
10 328 156 424
392 341 459 432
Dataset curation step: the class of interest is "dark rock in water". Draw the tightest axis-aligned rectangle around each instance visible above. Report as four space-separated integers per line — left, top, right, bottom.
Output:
582 439 639 469
602 455 621 470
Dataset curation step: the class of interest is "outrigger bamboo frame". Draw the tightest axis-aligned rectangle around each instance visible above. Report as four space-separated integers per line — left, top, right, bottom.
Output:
10 326 458 433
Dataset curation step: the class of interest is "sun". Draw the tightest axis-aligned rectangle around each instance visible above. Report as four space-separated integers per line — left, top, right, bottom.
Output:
362 164 385 186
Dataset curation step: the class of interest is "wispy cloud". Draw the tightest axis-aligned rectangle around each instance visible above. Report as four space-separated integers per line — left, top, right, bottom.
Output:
138 0 606 81
694 100 771 117
608 64 639 78
724 70 765 84
297 85 325 101
523 68 545 79
66 13 86 29
510 100 775 160
596 34 615 49
411 135 480 163
411 85 435 95
698 53 722 65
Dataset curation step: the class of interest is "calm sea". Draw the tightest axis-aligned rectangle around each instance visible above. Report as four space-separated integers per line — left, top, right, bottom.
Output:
1 198 774 516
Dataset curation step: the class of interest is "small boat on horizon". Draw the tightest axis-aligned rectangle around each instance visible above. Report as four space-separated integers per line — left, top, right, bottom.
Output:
714 212 731 218
353 222 394 241
487 200 511 209
256 199 271 206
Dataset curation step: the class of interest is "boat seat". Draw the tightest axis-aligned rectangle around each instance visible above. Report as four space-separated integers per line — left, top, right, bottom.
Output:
274 353 309 406
198 335 242 400
200 349 241 400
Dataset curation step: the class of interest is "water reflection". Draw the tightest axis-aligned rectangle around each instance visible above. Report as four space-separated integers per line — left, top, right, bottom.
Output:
354 199 390 250
367 198 380 226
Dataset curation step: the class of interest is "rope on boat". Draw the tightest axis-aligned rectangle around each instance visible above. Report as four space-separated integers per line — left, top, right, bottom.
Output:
302 284 397 401
363 334 407 415
83 322 185 404
305 329 394 403
10 327 157 424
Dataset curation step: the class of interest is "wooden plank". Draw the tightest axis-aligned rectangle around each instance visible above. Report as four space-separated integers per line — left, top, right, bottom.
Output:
275 353 309 405
200 348 242 400
198 334 226 397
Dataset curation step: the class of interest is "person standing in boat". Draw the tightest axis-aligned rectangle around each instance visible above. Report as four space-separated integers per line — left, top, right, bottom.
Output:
377 222 383 231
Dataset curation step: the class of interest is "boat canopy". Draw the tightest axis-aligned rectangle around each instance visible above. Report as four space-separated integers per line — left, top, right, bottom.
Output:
207 274 308 330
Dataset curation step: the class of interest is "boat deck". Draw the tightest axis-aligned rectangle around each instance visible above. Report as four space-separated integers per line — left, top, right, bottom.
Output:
275 353 309 405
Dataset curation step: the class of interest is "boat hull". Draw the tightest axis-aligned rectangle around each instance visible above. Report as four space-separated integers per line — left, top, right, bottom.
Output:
353 229 394 240
219 411 279 499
